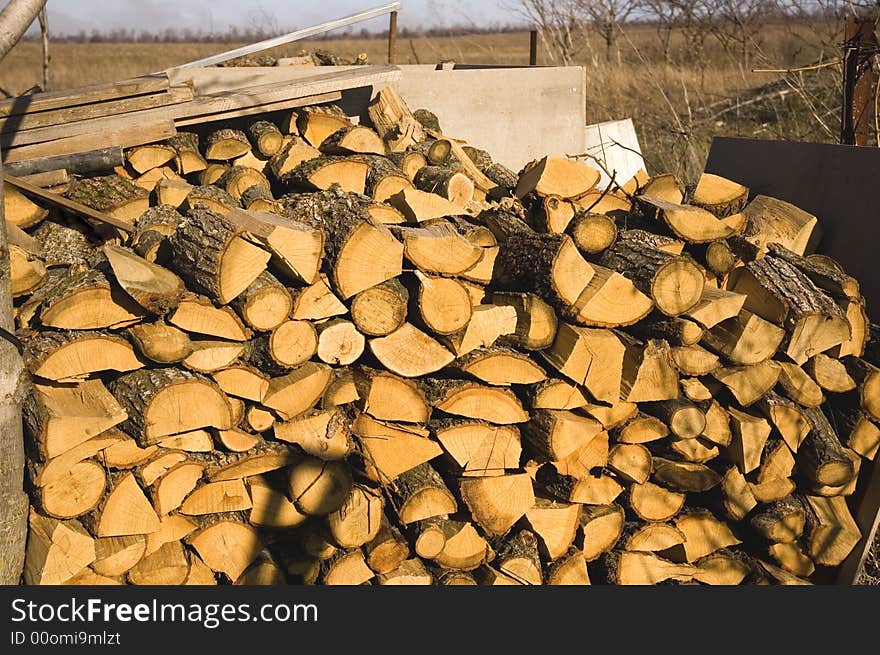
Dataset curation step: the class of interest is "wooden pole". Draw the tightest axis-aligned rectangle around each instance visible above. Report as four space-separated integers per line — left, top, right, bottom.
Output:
388 10 398 64
840 14 877 146
168 2 400 71
38 6 48 91
0 0 47 63
0 149 29 586
530 29 538 66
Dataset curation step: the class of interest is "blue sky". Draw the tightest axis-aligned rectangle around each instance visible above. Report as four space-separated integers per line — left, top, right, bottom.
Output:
34 1 519 36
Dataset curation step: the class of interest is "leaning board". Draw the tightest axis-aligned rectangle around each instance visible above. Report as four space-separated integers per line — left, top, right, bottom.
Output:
705 136 880 584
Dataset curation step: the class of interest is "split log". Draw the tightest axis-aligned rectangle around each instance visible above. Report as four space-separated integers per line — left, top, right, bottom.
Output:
460 473 535 536
515 156 600 199
24 330 143 382
492 215 652 327
102 244 184 314
690 173 748 217
110 368 232 444
496 530 542 584
66 174 149 226
282 188 402 298
728 255 849 364
541 324 624 403
225 207 324 285
523 499 581 560
187 515 262 581
268 135 320 180
424 378 528 424
368 323 454 378
599 551 695 585
387 187 468 222
281 156 369 195
626 480 686 522
169 295 250 341
353 415 442 483
599 231 704 316
185 184 237 214
168 209 269 304
390 463 456 524
24 379 127 460
440 304 517 357
639 195 745 243
28 263 146 330
701 310 785 365
205 129 251 161
24 511 96 585
674 510 741 562
740 195 818 256
568 211 617 254
455 346 546 386
619 338 679 403
167 132 207 175
801 495 860 567
248 121 284 157
750 497 806 543
414 165 474 206
353 368 428 423
296 105 351 148
395 221 484 276
350 279 408 337
776 361 824 407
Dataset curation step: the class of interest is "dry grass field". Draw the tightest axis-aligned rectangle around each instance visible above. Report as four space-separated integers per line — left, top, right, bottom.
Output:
0 22 851 182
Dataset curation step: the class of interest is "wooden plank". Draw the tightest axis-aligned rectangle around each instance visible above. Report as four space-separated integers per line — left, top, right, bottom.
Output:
5 175 133 232
3 121 176 163
175 91 341 127
18 169 69 188
3 146 123 177
2 66 399 149
837 458 880 584
425 127 497 194
1 86 193 136
4 221 42 256
0 75 169 118
705 137 880 320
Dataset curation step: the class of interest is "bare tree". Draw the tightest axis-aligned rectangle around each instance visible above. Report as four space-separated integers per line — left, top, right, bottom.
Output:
709 0 778 71
509 0 590 65
641 0 685 62
640 0 714 67
581 0 641 62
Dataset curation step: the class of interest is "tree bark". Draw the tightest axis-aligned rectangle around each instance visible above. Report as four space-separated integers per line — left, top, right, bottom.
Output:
0 152 29 584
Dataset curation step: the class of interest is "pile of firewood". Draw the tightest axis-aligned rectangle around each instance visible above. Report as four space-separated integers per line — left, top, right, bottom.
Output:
8 85 876 586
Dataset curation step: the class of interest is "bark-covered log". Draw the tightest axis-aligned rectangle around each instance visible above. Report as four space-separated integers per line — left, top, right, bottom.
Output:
168 208 269 304
728 254 849 364
600 230 704 316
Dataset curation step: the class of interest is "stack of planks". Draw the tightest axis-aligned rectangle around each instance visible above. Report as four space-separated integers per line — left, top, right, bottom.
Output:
10 85 876 587
0 66 400 167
